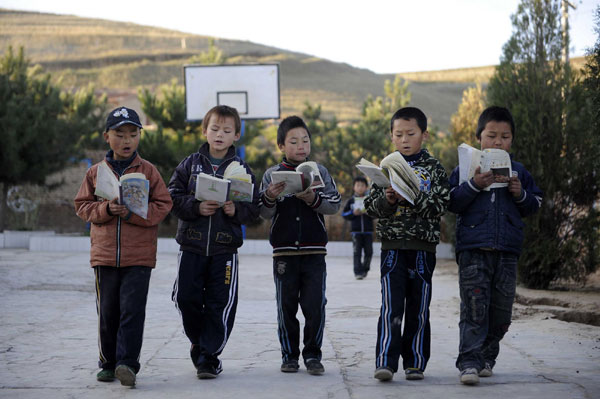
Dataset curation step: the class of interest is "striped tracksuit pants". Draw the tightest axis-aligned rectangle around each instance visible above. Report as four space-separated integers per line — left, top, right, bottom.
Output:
375 249 436 372
172 251 239 373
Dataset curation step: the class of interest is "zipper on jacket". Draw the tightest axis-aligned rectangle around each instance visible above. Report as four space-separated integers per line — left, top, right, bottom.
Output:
114 161 141 267
206 216 212 256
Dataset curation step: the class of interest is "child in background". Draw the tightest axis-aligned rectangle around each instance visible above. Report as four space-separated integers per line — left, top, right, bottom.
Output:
365 107 450 382
260 115 341 375
448 106 542 385
342 176 374 279
74 106 172 387
168 105 260 379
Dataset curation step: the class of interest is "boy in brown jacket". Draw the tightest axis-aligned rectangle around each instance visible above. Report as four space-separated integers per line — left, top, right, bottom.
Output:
74 107 172 387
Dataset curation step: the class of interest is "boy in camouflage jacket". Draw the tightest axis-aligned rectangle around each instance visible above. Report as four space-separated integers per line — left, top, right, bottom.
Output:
365 107 450 382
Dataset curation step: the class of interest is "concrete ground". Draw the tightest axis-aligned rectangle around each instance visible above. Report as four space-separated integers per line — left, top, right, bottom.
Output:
0 249 598 399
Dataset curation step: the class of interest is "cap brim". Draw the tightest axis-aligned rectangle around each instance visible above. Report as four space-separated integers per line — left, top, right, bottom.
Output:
107 120 143 130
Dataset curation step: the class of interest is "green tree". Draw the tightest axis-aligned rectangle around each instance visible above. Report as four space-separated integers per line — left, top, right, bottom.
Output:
62 83 107 149
488 0 600 287
189 39 224 65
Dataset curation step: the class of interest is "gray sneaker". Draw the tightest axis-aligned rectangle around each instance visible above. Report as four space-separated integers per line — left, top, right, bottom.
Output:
305 359 324 375
460 368 480 385
374 367 394 381
479 362 493 377
115 364 136 387
280 359 299 373
405 368 424 380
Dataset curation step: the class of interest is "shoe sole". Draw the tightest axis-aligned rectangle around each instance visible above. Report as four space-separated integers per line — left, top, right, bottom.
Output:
96 375 115 382
460 375 480 385
374 369 393 381
281 366 299 373
115 366 136 387
479 370 493 377
307 368 324 375
197 372 217 379
405 374 424 380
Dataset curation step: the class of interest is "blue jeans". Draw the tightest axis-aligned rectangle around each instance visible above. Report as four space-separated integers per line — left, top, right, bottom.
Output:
456 249 517 371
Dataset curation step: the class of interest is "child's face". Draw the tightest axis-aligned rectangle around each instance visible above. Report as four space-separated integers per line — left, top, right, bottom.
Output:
390 118 428 156
204 115 240 159
103 124 140 160
279 127 311 163
353 181 368 196
478 121 513 152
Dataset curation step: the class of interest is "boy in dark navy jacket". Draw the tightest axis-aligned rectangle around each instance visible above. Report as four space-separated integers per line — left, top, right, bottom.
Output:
342 176 374 279
260 116 341 375
168 105 260 379
448 106 542 385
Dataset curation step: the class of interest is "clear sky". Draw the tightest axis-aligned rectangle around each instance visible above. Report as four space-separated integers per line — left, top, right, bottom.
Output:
0 0 597 74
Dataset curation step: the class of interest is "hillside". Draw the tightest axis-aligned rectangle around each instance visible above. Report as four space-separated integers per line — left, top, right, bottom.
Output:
0 9 586 130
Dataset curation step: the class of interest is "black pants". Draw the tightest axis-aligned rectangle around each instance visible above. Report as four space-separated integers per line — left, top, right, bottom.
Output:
273 254 327 363
172 251 239 373
94 266 152 373
352 233 373 276
375 249 436 373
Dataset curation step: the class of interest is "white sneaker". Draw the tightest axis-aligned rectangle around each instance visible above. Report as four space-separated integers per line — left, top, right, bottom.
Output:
460 368 480 385
479 363 493 377
374 367 394 381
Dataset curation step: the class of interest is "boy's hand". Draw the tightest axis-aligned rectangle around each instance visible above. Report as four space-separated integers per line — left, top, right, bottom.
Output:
472 167 495 189
353 208 362 215
385 186 405 205
296 188 316 204
198 200 220 216
508 175 522 198
108 198 128 217
265 181 286 200
223 200 236 217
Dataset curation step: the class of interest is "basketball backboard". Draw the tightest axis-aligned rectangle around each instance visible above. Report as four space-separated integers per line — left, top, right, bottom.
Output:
184 64 280 121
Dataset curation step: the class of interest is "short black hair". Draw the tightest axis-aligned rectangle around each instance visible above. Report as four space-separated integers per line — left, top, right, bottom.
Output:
277 116 311 146
390 107 427 133
353 176 368 186
476 106 515 139
202 105 241 134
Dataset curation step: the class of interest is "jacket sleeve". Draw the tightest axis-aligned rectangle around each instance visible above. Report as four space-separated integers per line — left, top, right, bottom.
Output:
74 165 114 224
259 167 277 220
341 198 355 220
229 161 261 225
125 163 173 227
412 161 450 219
448 166 482 214
168 156 200 221
309 165 341 215
365 184 398 218
513 168 543 217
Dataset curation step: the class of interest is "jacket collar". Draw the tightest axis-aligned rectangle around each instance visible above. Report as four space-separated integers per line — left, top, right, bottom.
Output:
281 156 307 170
198 142 237 161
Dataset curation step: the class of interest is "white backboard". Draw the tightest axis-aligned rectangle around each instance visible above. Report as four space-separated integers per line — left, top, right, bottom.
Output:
184 64 280 121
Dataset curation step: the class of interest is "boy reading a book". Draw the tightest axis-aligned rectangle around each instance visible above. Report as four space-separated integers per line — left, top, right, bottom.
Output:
74 106 172 387
260 116 341 375
342 176 374 279
365 107 450 382
168 105 260 379
448 106 542 385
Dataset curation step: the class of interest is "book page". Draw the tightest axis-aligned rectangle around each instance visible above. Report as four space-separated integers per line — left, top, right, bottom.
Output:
387 168 416 205
228 179 253 202
356 164 390 187
120 177 149 219
195 173 230 203
94 161 120 201
296 161 325 189
457 143 482 184
481 149 512 189
271 171 305 197
380 152 421 193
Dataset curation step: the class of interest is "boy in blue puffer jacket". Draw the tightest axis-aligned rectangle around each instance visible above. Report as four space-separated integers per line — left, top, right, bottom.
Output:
448 106 542 385
168 105 260 379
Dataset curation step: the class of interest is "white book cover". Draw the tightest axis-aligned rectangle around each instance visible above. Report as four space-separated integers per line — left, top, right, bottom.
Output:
270 171 306 197
195 173 230 203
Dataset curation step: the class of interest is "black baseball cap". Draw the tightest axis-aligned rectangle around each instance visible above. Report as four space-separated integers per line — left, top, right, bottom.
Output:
105 107 143 131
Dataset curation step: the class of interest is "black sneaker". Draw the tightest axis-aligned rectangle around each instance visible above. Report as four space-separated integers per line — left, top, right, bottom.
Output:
115 364 136 387
280 359 299 373
305 358 324 375
374 366 393 381
197 364 218 379
96 368 115 382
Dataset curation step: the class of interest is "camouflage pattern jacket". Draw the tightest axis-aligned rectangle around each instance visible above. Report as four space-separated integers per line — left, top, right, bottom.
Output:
364 150 450 253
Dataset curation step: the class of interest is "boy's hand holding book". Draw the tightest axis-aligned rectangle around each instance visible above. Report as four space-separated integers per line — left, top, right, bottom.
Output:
222 200 236 217
296 187 316 205
385 186 408 205
472 166 495 189
508 173 522 198
265 181 286 201
108 198 129 218
198 200 221 216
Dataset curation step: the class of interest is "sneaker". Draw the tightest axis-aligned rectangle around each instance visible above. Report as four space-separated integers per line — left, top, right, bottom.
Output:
96 368 115 382
305 359 325 375
405 368 424 380
115 364 136 387
280 359 299 373
479 362 493 377
196 364 218 379
460 368 480 385
374 367 394 381
355 274 364 280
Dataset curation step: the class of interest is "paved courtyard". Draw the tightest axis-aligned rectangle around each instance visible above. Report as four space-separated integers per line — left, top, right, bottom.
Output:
0 249 598 398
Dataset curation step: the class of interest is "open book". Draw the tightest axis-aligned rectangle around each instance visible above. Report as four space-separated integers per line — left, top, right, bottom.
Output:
352 196 366 213
94 161 149 219
195 161 254 204
355 153 421 205
458 143 512 190
270 161 325 197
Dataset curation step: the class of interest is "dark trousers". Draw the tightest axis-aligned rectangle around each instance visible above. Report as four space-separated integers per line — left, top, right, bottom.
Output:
172 251 238 373
273 254 327 363
456 249 517 371
352 233 373 276
94 266 151 373
375 249 436 372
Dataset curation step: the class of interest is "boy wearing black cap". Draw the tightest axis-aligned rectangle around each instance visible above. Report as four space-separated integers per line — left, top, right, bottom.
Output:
74 107 172 387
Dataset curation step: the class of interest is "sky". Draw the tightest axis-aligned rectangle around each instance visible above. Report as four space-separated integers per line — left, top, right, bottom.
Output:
0 0 598 74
